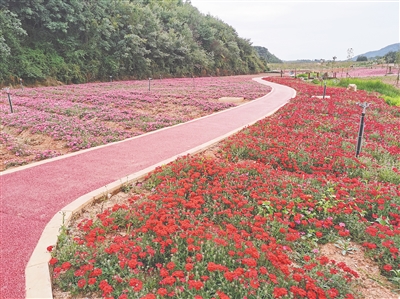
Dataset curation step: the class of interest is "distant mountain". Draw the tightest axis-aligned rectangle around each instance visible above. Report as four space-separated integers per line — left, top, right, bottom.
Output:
253 46 283 63
353 43 400 60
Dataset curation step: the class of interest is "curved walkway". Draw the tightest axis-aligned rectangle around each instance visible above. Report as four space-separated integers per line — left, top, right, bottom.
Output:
0 78 295 299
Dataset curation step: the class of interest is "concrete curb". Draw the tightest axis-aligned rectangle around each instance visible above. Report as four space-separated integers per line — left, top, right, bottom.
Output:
25 77 296 299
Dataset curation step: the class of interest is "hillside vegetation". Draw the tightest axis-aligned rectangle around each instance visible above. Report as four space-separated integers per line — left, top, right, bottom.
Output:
253 46 283 64
0 0 267 86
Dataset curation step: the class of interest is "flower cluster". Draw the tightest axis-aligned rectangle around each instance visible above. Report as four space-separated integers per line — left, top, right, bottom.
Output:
50 77 399 298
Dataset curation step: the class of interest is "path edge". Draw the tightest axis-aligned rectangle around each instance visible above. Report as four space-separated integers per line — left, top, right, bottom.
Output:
25 78 296 299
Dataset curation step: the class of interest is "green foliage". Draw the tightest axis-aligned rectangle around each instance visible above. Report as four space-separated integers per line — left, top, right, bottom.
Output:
356 55 368 62
0 9 27 82
326 78 400 106
253 46 282 64
384 51 399 64
0 1 268 85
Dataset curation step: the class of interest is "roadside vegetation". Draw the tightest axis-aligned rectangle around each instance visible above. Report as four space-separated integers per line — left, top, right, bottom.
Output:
326 78 400 106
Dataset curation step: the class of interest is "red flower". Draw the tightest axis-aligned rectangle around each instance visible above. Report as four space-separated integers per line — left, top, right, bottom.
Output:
250 279 260 289
188 280 204 290
172 270 184 278
185 263 194 271
383 264 392 272
328 288 339 298
160 276 175 286
88 278 96 285
129 278 143 291
61 262 71 270
166 261 175 270
273 287 288 298
49 258 58 265
157 288 168 296
269 274 278 284
224 271 235 282
255 265 265 276
216 290 230 299
77 279 86 288
90 268 102 277
99 280 113 295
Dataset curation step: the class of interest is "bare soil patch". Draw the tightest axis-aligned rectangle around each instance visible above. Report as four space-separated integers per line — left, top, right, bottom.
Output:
319 243 398 299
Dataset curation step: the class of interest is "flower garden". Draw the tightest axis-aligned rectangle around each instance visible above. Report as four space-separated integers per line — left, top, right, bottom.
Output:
335 67 399 78
48 76 400 298
0 76 270 170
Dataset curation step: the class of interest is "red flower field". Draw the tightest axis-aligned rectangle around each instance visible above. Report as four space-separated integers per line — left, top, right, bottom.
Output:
50 77 400 298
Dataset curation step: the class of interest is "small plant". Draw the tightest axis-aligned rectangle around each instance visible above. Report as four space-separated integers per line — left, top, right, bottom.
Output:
389 269 400 286
334 238 358 255
120 178 133 193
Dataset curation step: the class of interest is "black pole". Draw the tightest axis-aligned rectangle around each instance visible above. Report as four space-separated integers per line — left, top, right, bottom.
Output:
355 112 365 157
6 90 14 113
323 82 327 99
355 102 370 157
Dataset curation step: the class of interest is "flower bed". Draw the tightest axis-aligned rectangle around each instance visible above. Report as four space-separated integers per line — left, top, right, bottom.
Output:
0 76 270 170
50 77 400 298
335 67 399 78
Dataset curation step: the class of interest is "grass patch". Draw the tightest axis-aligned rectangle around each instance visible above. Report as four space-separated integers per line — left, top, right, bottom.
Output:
326 78 400 106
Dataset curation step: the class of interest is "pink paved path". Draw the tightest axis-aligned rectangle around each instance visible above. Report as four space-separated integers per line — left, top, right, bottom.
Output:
0 78 295 298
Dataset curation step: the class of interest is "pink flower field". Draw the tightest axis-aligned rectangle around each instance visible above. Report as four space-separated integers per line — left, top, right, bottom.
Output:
0 76 271 171
335 67 399 78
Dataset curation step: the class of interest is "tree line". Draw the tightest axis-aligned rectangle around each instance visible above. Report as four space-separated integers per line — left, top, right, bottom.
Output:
0 0 270 85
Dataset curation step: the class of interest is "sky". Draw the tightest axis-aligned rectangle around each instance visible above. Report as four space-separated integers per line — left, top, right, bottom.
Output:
190 0 400 61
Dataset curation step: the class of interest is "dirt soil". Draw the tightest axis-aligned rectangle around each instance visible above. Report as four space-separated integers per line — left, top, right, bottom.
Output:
319 243 398 299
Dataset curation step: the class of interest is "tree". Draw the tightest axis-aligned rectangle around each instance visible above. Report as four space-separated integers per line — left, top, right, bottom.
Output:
253 46 282 64
384 51 397 64
0 0 268 84
356 55 368 62
0 9 26 81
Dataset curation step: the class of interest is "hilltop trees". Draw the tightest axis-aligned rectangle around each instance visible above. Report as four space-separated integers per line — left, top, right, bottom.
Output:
253 46 282 64
0 0 268 85
356 55 368 62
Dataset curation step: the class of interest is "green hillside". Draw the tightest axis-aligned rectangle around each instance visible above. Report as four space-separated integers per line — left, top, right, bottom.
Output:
0 0 268 85
253 46 283 63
